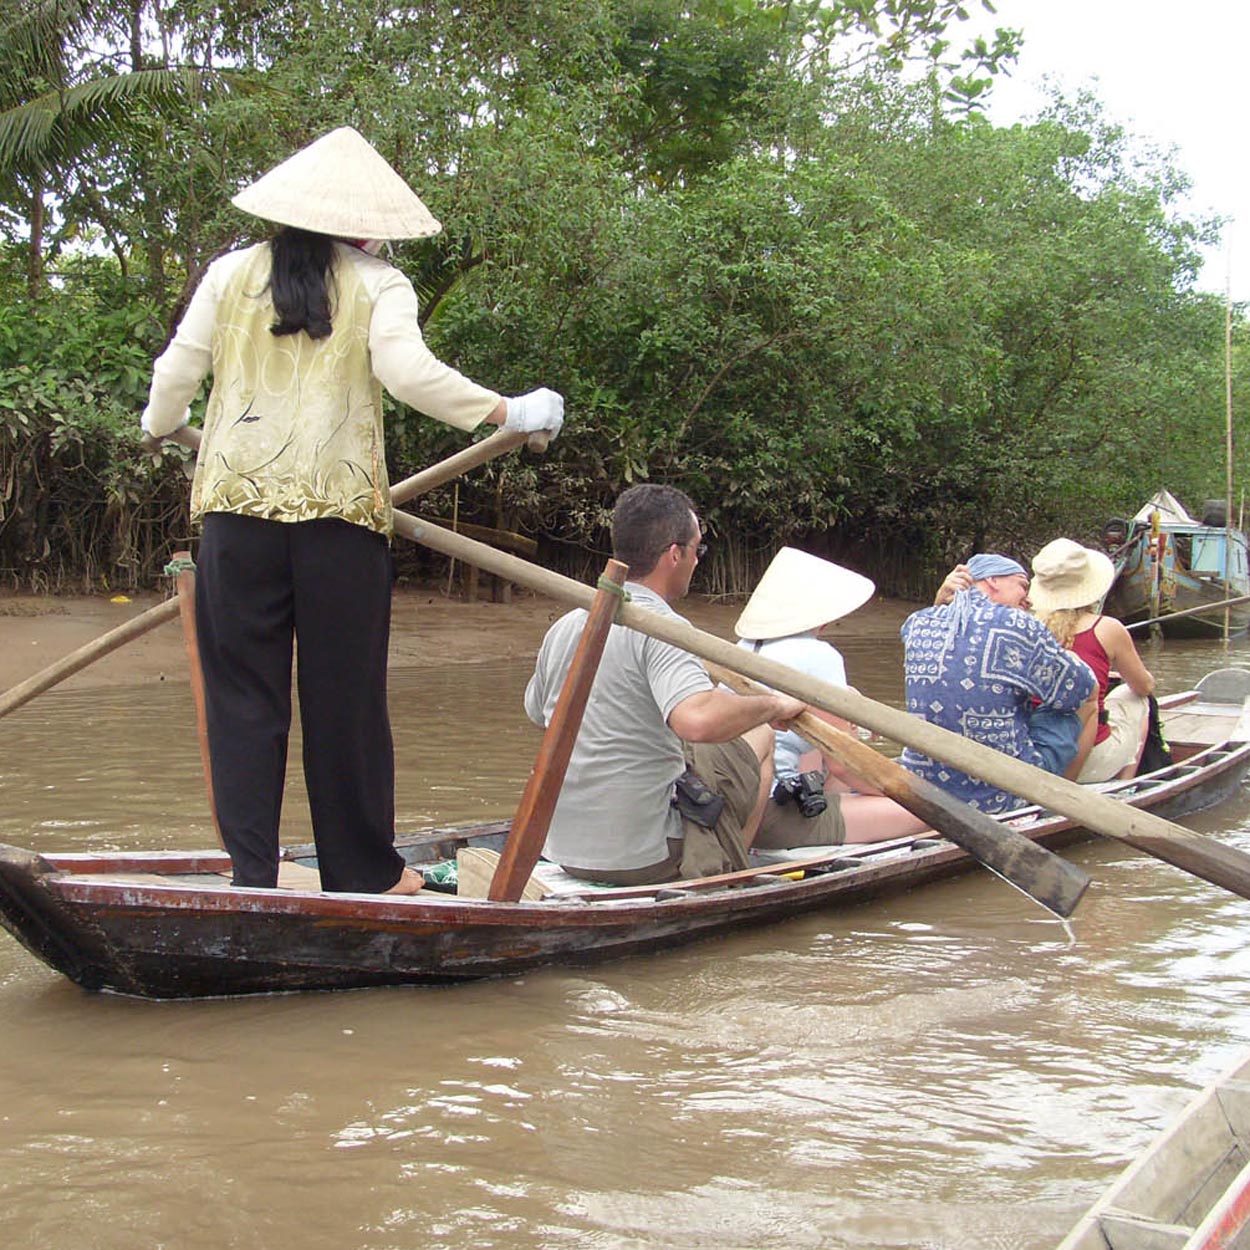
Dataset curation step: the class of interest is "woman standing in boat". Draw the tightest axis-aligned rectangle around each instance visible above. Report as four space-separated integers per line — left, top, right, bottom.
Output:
140 126 564 894
1029 538 1156 783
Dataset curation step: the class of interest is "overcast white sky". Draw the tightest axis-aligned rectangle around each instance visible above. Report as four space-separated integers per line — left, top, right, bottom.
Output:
973 0 1249 302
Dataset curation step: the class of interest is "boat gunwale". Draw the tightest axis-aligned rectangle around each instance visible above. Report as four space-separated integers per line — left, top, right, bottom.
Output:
26 727 1250 923
1056 1049 1250 1250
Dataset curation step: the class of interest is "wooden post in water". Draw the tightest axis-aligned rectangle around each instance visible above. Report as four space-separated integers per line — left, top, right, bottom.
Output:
1225 270 1235 643
172 552 221 845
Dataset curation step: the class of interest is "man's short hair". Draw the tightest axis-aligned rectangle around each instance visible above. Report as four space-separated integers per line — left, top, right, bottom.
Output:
612 484 698 578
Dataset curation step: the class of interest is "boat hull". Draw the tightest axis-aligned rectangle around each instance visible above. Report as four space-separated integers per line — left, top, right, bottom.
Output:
1058 1049 1250 1250
1 735 1247 999
2 680 1248 999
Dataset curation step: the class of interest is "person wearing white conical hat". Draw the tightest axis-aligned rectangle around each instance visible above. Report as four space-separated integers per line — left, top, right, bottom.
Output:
734 548 928 849
1030 538 1155 782
140 126 566 897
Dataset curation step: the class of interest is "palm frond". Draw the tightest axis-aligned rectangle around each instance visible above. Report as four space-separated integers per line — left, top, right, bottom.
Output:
0 0 91 104
0 67 231 177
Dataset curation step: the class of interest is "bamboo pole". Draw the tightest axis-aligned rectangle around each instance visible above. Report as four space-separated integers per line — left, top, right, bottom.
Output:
1125 593 1250 633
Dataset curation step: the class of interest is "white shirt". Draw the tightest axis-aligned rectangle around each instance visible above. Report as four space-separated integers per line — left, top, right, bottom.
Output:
736 633 847 779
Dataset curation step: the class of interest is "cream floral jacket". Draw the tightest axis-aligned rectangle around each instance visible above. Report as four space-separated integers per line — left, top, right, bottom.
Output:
142 242 500 536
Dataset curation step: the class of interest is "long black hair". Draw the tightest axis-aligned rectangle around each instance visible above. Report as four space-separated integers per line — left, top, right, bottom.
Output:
268 226 335 339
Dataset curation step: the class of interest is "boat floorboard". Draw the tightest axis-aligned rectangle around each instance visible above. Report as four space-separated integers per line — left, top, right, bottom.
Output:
1165 705 1248 746
82 862 326 891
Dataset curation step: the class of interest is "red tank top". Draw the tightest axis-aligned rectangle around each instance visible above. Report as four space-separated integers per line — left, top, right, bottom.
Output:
1071 618 1111 744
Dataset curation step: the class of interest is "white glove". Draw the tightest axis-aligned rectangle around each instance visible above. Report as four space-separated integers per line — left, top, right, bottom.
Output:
503 388 564 440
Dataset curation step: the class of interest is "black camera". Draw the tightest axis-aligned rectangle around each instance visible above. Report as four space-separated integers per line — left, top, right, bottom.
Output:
772 771 827 818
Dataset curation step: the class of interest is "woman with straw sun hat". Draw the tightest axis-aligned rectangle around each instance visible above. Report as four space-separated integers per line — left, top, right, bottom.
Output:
140 126 565 896
734 548 928 848
1030 538 1155 783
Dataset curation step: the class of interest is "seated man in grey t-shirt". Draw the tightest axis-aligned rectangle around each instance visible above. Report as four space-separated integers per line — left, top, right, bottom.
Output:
524 484 806 886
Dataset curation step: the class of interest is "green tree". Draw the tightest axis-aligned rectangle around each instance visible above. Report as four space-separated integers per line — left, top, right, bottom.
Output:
0 0 232 297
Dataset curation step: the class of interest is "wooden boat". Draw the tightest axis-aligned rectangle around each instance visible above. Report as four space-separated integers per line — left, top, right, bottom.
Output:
1057 1048 1250 1250
1104 491 1250 639
1 672 1248 999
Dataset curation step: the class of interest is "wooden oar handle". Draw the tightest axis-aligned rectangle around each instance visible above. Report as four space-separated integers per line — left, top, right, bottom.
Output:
0 597 181 720
171 551 222 846
390 428 548 506
489 557 628 902
141 423 548 507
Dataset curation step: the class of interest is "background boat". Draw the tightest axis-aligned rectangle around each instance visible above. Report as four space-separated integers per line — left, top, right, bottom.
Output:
1104 490 1250 639
1057 1047 1250 1250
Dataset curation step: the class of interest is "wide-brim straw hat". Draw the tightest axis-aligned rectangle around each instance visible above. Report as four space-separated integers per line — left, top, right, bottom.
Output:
734 547 876 640
230 126 442 240
1029 538 1115 613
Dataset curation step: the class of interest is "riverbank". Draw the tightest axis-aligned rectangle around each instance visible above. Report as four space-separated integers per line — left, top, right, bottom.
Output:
0 585 918 692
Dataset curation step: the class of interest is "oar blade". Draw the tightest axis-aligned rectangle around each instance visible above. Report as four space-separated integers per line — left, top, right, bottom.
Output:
908 777 1091 918
1113 822 1250 902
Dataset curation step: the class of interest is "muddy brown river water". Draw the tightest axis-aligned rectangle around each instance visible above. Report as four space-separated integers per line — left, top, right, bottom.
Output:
2 598 1249 1250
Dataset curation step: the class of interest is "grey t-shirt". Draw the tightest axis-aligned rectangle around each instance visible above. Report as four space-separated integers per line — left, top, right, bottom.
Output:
524 583 712 871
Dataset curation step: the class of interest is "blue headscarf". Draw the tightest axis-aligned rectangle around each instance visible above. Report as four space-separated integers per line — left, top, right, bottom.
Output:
935 553 1027 662
966 552 1027 581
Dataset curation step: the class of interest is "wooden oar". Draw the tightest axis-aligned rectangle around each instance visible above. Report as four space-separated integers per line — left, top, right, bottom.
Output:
705 663 1090 917
1 425 545 719
171 551 221 845
0 597 180 720
390 430 549 505
488 559 628 902
392 511 1250 904
1124 593 1250 632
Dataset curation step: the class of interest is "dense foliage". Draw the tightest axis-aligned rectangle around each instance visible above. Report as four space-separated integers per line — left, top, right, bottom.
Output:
0 0 1243 597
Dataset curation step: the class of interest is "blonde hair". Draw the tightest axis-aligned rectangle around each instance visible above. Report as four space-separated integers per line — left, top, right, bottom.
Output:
1036 605 1093 649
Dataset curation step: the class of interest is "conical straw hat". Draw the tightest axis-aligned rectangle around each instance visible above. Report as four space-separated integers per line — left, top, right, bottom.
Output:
231 126 442 239
734 548 875 640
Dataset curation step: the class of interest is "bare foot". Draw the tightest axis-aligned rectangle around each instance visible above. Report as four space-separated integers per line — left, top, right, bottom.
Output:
382 866 424 895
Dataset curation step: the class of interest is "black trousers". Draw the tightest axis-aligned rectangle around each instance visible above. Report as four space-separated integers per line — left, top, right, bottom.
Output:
195 513 405 892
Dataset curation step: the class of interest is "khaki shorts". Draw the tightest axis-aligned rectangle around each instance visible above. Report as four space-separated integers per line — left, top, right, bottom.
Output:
1077 685 1150 783
755 789 845 849
559 737 761 887
677 737 761 879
